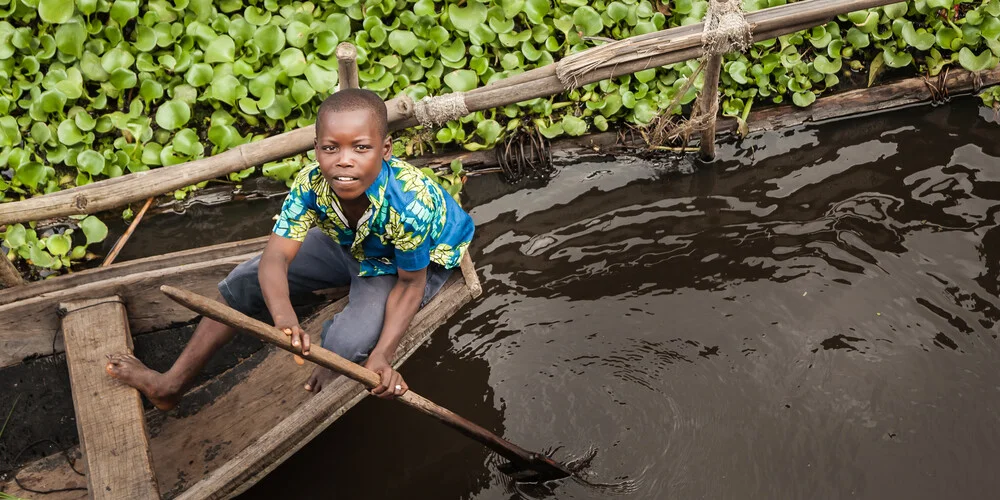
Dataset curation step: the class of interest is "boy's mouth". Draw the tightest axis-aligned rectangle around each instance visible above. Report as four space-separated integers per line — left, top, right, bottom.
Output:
332 176 359 182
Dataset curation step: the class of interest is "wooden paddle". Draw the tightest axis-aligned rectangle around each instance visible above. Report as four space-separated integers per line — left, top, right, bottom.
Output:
159 285 572 482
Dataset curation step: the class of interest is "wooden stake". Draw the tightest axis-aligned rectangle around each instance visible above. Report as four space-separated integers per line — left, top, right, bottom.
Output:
697 54 724 161
102 197 154 267
336 43 359 91
0 251 23 288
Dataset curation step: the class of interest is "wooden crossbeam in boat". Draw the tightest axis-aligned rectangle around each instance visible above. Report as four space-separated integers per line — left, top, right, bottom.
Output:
59 296 160 500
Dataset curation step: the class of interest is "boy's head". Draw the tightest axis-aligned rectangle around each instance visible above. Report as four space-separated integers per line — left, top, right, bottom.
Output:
314 89 392 202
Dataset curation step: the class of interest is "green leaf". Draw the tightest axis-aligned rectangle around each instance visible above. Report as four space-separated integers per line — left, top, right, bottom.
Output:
45 233 72 256
608 1 628 22
476 119 502 144
186 63 214 87
845 27 870 49
561 115 587 136
792 91 816 107
205 35 236 63
291 79 315 105
882 2 907 18
524 0 550 25
444 69 478 92
279 48 307 76
812 55 842 74
80 215 108 245
109 68 137 89
77 150 105 175
305 63 338 93
868 52 884 87
155 100 191 130
16 162 47 190
958 47 996 71
55 21 86 58
210 74 241 105
727 61 749 84
110 0 138 25
39 90 67 114
57 119 84 145
31 122 52 144
5 224 27 248
882 45 913 68
39 0 75 24
573 6 603 36
254 24 285 55
173 128 204 156
388 30 417 55
0 116 19 147
935 27 963 51
448 2 488 32
901 21 935 51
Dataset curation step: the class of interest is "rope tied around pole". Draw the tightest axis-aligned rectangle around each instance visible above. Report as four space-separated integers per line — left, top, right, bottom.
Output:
643 0 752 147
409 92 471 129
701 0 752 56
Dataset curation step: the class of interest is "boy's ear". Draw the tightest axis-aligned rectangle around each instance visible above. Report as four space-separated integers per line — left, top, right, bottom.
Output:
382 135 393 160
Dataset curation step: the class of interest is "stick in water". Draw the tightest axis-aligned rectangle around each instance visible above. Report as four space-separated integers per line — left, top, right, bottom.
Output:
158 285 572 482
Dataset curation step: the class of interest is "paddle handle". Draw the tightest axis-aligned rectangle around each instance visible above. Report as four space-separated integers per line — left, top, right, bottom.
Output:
159 285 545 468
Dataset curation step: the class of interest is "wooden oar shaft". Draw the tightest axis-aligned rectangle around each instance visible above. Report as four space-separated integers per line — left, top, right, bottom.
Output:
158 285 563 474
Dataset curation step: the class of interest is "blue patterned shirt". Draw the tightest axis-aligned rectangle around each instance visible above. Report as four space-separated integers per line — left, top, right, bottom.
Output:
272 157 475 276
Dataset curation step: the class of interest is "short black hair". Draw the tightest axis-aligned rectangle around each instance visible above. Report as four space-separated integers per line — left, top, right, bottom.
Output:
316 88 388 138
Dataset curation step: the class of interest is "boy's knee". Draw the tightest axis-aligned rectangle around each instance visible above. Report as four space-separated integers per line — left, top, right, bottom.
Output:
218 259 266 316
320 314 382 363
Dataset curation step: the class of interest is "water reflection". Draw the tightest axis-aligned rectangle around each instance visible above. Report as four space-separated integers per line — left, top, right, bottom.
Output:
241 98 1000 499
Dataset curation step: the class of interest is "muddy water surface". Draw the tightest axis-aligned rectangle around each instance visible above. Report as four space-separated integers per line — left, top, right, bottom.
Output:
224 100 1000 499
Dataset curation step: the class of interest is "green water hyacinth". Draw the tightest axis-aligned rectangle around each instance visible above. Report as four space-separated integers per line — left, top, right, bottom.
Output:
0 0 998 221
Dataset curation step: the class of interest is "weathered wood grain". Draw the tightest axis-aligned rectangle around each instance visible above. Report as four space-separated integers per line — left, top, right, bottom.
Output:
0 254 24 288
0 236 267 306
0 253 257 369
60 297 160 499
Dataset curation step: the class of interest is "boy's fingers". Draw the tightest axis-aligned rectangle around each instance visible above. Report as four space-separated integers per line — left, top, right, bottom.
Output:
300 331 310 355
283 328 292 336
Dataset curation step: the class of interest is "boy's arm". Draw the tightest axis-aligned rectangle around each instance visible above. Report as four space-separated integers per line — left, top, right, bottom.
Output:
259 233 309 353
365 266 427 398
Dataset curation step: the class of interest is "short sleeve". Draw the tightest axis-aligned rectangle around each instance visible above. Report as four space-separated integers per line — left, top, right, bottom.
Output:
272 168 319 241
389 205 432 272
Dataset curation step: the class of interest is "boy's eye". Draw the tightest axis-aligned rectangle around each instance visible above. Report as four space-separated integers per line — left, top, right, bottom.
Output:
322 145 338 152
356 145 371 151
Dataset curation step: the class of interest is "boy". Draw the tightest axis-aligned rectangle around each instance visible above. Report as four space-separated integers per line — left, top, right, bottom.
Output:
107 89 475 409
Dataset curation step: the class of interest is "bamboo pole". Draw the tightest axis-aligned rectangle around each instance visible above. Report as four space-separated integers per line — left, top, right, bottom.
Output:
0 0 918 226
697 54 724 161
0 252 23 287
336 43 359 90
102 196 154 267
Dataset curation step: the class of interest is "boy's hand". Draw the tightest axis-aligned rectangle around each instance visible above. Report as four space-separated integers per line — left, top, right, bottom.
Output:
365 353 407 399
277 318 309 355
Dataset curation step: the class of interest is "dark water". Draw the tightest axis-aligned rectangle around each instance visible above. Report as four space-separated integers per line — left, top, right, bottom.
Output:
206 99 999 499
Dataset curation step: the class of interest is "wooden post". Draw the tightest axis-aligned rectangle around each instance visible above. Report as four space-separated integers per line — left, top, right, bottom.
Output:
60 296 161 500
697 54 724 161
336 43 359 91
0 251 23 287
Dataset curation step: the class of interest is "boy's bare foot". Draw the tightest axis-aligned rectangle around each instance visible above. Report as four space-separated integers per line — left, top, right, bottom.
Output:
304 367 337 393
106 353 181 411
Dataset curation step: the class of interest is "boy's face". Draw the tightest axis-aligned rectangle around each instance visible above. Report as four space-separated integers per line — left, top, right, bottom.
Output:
314 108 391 202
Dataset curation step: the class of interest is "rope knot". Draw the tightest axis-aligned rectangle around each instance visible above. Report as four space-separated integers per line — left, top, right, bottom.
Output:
701 0 752 55
412 93 470 129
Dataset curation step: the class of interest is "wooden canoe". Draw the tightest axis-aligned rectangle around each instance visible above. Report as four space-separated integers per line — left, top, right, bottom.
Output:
0 236 482 499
